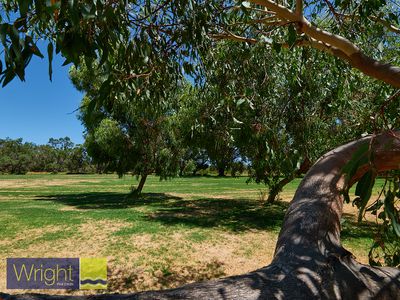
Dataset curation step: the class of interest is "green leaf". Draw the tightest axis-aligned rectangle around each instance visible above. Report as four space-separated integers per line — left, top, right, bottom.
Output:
287 25 297 49
342 142 369 184
355 170 376 222
87 99 97 115
241 1 251 8
377 42 384 53
99 79 111 100
18 0 31 17
384 190 400 237
29 42 44 58
62 58 72 66
47 42 53 81
233 116 244 124
236 98 246 106
272 41 281 53
2 71 16 87
0 24 7 45
388 12 397 21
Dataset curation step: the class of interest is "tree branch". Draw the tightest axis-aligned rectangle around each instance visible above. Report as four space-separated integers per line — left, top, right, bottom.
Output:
117 68 154 80
227 16 279 26
209 31 257 44
249 0 400 87
370 16 400 34
295 0 303 17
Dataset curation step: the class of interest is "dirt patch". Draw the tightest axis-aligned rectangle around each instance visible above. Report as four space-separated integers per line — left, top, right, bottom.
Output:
108 259 225 293
195 231 275 275
58 206 82 211
2 228 275 295
0 225 65 248
106 230 275 293
0 220 134 293
0 179 101 189
0 196 15 200
21 220 132 257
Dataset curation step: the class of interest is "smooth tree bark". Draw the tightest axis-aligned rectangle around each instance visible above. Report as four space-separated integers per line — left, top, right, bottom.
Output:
2 131 400 299
135 174 148 194
266 176 293 203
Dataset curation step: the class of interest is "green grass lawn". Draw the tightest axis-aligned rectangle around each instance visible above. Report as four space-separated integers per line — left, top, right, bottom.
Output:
0 174 381 294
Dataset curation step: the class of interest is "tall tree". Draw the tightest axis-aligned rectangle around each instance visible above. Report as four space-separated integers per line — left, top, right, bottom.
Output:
70 64 182 194
198 40 389 202
176 85 239 177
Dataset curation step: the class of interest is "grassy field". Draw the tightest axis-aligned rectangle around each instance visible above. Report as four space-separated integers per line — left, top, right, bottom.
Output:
0 174 383 295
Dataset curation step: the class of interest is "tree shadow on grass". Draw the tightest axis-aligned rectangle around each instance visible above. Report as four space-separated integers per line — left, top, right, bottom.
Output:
146 197 288 232
35 192 182 210
35 192 289 232
35 192 376 234
341 212 377 240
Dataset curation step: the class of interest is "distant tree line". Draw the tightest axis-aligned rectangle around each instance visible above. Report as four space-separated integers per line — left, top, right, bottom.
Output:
0 136 247 177
0 137 95 174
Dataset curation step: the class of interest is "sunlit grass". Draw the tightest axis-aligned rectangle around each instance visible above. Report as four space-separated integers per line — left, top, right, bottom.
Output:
0 173 380 294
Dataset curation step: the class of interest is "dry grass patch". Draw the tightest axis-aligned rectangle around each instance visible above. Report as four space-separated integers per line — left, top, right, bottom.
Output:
0 179 101 189
107 230 276 293
25 220 132 257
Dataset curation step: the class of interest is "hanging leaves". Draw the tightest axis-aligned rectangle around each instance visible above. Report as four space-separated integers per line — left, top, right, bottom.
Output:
342 142 370 184
47 42 54 81
384 190 400 237
355 170 376 222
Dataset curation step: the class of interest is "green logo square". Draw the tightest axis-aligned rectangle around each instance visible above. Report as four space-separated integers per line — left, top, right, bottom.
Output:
79 258 107 289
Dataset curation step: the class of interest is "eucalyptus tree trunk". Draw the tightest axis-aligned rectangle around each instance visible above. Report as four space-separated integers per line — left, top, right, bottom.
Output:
217 163 226 177
266 177 292 203
136 174 148 194
3 132 400 300
266 157 311 203
217 167 225 177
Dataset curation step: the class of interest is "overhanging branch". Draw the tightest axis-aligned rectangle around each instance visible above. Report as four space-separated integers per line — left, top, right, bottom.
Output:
246 0 400 87
210 31 257 44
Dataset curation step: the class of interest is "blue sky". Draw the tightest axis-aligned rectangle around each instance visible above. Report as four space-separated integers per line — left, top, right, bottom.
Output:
0 50 85 145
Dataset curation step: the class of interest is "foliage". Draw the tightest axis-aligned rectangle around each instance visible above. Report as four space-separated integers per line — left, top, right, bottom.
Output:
367 174 400 268
175 85 240 177
178 149 210 176
343 146 400 268
1 0 399 89
71 61 183 193
0 138 33 174
197 40 390 201
0 137 94 174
